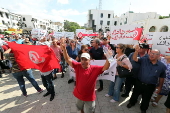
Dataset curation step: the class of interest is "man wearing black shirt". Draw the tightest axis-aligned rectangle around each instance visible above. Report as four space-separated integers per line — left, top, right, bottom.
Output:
89 38 104 92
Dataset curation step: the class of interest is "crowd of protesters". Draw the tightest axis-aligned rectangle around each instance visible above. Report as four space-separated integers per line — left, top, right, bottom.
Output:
0 33 170 113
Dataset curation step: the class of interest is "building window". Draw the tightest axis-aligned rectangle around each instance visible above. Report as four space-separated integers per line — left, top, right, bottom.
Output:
8 21 10 25
13 23 15 26
25 24 27 27
120 23 122 25
149 26 156 32
114 21 117 26
100 20 103 25
2 20 5 25
108 14 111 18
100 13 103 18
5 13 9 19
124 18 127 24
23 17 26 21
160 26 168 32
0 12 3 17
107 21 110 25
11 15 14 20
113 14 114 18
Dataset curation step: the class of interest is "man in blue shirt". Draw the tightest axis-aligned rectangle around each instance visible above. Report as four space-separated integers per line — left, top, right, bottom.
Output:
12 35 23 44
127 46 166 113
121 43 149 98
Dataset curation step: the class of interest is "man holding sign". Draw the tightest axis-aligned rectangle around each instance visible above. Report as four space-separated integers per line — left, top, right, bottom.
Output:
60 38 110 113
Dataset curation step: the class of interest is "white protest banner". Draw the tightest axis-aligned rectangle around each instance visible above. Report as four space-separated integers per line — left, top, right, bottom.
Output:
152 32 170 55
39 30 47 37
65 32 74 39
76 29 86 37
53 32 65 39
81 36 92 45
140 32 154 44
85 30 93 34
110 24 141 44
31 29 39 38
69 60 117 82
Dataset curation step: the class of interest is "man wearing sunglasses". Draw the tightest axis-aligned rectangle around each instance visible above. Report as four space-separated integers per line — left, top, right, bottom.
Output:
127 45 166 113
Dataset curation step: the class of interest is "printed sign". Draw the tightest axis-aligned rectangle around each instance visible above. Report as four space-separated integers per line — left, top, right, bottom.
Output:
53 32 65 39
65 32 74 39
152 32 170 55
81 36 92 45
110 24 142 44
69 60 117 82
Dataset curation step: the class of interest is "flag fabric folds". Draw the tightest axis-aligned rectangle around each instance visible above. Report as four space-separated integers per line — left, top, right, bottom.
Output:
7 42 60 72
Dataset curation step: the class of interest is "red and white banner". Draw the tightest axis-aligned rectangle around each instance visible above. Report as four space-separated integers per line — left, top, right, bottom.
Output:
152 32 170 55
78 32 98 37
7 42 60 72
110 24 142 44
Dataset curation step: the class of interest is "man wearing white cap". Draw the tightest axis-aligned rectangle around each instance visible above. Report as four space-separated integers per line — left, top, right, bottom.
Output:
60 40 110 113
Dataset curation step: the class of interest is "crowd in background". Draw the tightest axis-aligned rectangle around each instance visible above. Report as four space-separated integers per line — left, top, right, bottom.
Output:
0 33 170 113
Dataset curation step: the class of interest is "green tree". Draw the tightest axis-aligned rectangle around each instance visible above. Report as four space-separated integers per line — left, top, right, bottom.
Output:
64 20 81 32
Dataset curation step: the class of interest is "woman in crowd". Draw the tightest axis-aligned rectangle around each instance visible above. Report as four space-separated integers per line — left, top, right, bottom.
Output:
105 43 132 103
76 45 89 62
50 39 63 79
66 39 79 84
152 55 170 107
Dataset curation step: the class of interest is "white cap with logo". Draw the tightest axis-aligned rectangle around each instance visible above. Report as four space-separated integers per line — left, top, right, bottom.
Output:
81 53 90 59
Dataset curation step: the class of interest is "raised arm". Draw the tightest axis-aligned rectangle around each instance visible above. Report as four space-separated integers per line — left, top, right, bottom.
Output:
102 59 110 71
133 45 140 62
60 39 73 67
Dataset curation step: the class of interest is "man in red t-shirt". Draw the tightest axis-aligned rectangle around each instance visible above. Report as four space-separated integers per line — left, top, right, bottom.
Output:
60 39 110 113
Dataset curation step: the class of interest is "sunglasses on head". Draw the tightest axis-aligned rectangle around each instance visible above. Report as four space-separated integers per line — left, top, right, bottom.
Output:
71 41 74 43
25 42 29 43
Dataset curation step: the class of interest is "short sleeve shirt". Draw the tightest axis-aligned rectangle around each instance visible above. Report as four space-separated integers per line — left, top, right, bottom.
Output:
138 57 166 84
89 47 104 60
72 61 104 101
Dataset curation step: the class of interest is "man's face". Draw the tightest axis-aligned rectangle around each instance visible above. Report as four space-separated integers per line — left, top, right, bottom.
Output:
80 57 90 69
92 40 98 47
149 50 160 61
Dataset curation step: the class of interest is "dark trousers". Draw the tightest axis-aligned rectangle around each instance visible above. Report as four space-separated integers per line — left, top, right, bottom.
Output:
99 80 103 88
165 92 170 109
124 77 136 95
41 73 55 95
129 79 156 111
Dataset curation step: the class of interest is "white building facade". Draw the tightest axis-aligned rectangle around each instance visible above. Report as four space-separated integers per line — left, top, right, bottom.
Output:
0 8 21 31
87 9 115 32
87 10 170 34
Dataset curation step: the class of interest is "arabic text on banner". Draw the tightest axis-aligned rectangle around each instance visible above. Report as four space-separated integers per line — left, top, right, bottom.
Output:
110 24 141 44
69 60 117 82
152 32 170 55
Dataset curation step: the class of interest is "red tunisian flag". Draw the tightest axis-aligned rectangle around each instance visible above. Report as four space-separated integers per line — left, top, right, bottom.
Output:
133 28 143 40
7 42 60 72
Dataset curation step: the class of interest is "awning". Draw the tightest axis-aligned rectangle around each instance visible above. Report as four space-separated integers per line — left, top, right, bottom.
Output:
5 31 15 34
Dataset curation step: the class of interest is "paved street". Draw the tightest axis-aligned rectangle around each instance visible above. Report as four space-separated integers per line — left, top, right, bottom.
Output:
0 69 167 113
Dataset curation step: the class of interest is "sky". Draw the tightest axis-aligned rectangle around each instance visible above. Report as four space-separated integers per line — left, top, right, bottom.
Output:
0 0 170 26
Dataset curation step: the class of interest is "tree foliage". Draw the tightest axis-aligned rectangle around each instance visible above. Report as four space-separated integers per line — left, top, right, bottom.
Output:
64 20 81 32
